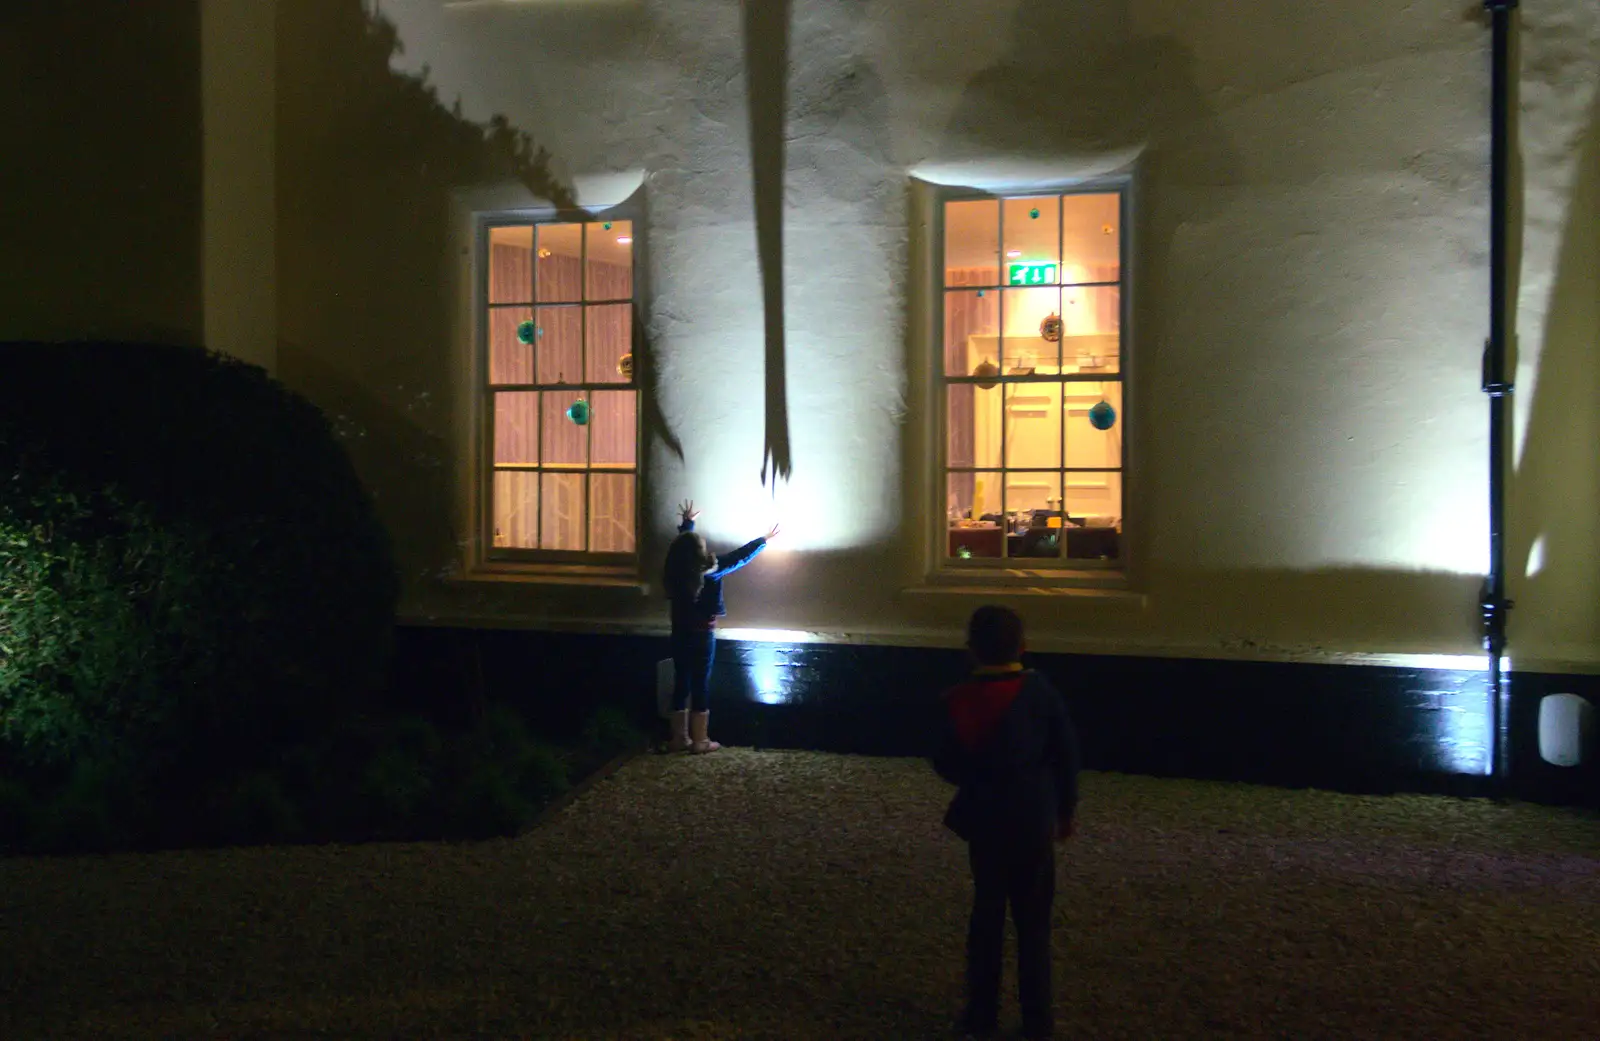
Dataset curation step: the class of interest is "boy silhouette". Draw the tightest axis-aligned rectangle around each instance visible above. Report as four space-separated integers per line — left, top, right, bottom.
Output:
933 605 1081 1040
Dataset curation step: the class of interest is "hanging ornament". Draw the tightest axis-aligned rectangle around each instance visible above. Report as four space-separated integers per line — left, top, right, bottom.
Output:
617 353 634 380
1088 401 1117 431
516 319 538 344
565 398 591 425
972 358 1000 390
603 221 613 231
1028 207 1040 220
1039 313 1063 342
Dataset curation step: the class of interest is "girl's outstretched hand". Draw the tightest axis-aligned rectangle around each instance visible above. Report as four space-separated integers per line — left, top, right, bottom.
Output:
678 500 700 523
765 522 782 542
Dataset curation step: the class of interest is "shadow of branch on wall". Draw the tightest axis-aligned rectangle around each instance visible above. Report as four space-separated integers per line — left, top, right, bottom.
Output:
743 0 792 489
276 1 583 587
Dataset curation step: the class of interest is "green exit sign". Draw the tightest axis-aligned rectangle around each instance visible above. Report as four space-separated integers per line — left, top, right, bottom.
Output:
1007 262 1057 286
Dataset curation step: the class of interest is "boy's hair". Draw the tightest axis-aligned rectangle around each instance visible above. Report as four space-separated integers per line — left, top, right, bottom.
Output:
663 531 716 602
967 605 1025 665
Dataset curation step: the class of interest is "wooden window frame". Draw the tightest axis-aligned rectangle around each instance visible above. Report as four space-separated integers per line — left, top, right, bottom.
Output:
473 206 643 574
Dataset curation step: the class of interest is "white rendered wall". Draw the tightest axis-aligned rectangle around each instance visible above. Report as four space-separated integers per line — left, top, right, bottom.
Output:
282 0 1600 669
203 0 276 373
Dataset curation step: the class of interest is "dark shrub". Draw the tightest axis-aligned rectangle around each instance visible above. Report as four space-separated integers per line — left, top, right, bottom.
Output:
32 758 140 853
359 715 444 834
0 342 398 829
214 770 304 846
0 776 36 849
580 705 646 756
443 705 569 838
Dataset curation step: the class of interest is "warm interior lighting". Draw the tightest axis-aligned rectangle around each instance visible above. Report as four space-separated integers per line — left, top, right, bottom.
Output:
944 192 1125 563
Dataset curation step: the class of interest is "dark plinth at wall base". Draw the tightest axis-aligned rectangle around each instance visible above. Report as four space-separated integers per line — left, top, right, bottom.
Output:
390 626 1600 808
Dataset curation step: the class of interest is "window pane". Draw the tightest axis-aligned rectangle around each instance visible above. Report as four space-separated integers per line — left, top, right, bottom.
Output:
948 381 1000 470
1064 471 1122 559
536 305 582 386
492 470 539 548
493 391 539 465
1005 472 1064 560
946 472 1003 558
589 390 636 467
1062 193 1121 285
1001 196 1060 285
541 390 589 468
1005 471 1061 518
944 289 999 377
487 225 532 304
540 473 586 550
1001 286 1062 372
944 199 999 287
586 221 633 300
589 474 636 553
946 471 974 520
1066 382 1122 470
584 304 633 384
1060 286 1120 374
946 384 973 469
488 306 534 385
536 223 582 302
1004 384 1060 470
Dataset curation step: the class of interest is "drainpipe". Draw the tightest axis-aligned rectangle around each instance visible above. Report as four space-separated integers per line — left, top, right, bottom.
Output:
1481 0 1517 794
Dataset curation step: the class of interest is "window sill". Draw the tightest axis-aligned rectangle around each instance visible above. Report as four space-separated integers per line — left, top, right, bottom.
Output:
906 569 1144 604
451 562 649 593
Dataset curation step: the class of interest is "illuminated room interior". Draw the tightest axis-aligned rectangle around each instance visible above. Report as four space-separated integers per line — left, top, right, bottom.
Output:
485 220 638 555
943 192 1125 563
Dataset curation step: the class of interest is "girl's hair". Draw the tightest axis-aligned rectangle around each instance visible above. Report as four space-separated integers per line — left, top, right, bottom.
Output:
663 531 716 601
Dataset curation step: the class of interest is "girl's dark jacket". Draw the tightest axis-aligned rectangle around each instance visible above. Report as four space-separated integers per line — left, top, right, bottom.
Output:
933 667 1081 846
669 518 767 631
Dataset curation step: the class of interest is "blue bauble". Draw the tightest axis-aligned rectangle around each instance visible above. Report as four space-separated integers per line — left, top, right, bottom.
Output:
565 399 590 425
1088 400 1117 431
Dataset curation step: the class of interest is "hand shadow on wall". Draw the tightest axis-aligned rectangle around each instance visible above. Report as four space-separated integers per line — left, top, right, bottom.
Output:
1507 90 1600 655
277 1 680 584
743 0 792 489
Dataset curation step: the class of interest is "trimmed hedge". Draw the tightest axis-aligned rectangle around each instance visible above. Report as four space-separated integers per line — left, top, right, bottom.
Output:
0 342 398 814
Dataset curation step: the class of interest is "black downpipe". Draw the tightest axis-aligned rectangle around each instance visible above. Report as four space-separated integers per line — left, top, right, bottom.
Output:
1482 0 1517 793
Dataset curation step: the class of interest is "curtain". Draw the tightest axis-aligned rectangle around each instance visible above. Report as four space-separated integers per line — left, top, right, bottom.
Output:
489 244 636 551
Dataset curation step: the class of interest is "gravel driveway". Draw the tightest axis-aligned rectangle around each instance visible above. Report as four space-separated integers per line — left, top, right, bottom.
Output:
2 750 1597 1039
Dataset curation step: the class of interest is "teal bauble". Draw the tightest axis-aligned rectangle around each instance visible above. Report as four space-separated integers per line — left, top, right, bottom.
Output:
1088 401 1117 431
565 398 590 425
517 319 537 344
